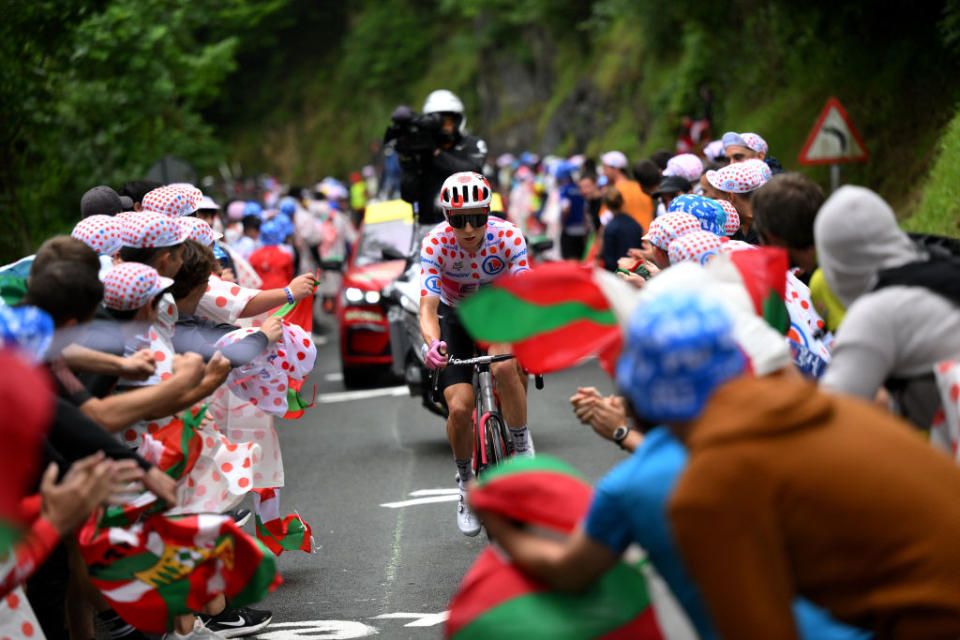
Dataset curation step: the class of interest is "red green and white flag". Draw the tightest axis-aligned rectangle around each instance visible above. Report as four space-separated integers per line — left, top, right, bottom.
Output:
79 513 280 633
446 456 665 639
251 488 314 555
458 262 635 375
269 272 318 418
720 247 789 334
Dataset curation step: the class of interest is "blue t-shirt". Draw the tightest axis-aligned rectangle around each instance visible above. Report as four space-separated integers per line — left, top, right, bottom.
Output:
558 183 585 232
584 426 870 640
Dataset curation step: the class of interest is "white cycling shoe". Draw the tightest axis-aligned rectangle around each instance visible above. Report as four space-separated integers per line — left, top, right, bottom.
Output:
457 490 481 537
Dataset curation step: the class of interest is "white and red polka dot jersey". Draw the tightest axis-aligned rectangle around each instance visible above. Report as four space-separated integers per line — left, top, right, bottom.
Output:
419 216 530 307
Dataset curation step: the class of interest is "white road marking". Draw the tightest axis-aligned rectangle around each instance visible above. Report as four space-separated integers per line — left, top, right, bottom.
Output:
318 386 408 404
324 372 343 382
258 620 377 640
408 488 460 497
379 494 460 509
372 612 449 627
311 334 329 346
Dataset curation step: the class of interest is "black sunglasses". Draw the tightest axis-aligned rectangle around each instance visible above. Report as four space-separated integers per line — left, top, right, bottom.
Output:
447 213 488 229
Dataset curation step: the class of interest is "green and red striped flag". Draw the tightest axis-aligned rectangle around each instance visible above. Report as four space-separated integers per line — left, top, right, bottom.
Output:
79 513 280 633
271 272 318 418
251 488 314 555
446 456 665 639
723 247 789 334
458 262 630 375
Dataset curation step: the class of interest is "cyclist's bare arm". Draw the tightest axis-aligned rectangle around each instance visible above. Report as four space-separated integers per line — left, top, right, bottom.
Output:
419 294 442 346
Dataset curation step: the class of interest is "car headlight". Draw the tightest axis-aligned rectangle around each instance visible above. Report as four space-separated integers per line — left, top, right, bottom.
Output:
364 290 381 305
344 287 364 304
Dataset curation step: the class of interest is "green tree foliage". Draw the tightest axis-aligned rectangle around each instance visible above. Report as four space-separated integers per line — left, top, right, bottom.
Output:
0 0 285 260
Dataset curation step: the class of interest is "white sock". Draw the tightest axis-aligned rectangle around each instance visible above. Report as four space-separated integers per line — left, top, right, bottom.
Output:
509 425 529 452
455 458 473 490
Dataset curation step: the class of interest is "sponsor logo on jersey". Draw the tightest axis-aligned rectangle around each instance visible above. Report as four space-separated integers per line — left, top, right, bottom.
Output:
453 261 464 270
482 255 505 276
425 275 441 294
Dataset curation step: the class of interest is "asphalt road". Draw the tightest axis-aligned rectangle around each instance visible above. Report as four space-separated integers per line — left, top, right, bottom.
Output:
249 320 624 639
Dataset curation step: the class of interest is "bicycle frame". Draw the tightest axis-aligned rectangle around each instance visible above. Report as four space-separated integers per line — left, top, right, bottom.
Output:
445 354 515 475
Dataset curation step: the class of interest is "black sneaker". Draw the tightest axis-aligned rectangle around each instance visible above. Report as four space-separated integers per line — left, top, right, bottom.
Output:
229 508 252 527
199 607 272 638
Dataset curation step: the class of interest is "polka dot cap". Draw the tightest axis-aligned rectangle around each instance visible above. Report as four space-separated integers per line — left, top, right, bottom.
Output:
720 239 756 255
101 262 174 311
663 153 704 182
179 217 221 246
71 214 123 256
668 229 727 266
142 184 203 217
667 194 727 236
705 158 771 194
740 132 768 155
712 199 741 236
643 212 700 251
120 211 191 248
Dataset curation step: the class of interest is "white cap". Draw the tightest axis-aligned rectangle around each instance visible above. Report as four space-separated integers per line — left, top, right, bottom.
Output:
198 195 220 210
601 151 628 169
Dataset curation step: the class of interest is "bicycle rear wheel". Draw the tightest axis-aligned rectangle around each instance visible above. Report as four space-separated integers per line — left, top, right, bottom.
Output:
483 414 508 471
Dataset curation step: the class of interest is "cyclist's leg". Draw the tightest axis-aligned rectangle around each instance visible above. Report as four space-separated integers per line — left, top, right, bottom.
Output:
438 305 477 477
443 382 475 473
488 342 532 454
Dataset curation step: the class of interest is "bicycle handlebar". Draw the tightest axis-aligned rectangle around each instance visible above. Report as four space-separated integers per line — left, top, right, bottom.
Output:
446 354 516 366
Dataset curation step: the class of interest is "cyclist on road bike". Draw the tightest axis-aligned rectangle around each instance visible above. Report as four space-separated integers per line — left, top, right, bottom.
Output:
419 171 533 537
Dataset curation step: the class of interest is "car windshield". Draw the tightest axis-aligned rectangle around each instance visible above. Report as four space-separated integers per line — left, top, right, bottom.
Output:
355 219 415 267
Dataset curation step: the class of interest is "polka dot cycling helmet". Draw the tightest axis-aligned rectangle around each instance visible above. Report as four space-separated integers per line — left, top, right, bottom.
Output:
439 171 493 214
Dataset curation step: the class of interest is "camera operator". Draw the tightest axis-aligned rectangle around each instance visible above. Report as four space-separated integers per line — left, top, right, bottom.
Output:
385 90 487 224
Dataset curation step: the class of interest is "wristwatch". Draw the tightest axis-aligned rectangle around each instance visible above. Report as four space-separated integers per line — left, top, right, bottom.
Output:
612 425 631 448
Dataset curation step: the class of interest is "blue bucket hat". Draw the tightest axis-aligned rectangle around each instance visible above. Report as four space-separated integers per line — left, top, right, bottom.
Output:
259 218 286 246
0 305 54 363
616 291 746 423
667 194 727 236
243 201 264 219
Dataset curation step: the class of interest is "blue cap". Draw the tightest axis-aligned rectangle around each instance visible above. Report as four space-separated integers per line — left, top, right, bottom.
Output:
0 306 54 363
243 201 263 218
667 194 727 236
279 197 297 216
259 218 286 246
721 131 748 150
616 291 746 423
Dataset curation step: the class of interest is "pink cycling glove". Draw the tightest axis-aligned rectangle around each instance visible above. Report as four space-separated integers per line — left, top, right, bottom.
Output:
424 339 447 370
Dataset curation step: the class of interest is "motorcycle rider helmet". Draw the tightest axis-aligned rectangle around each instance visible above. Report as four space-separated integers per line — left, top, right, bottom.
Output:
423 89 466 134
440 171 492 214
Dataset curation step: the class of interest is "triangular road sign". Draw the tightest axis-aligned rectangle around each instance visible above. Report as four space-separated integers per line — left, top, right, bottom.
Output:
798 97 869 165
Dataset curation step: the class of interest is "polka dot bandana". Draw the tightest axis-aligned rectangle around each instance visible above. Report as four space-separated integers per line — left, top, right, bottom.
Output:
741 132 768 155
71 214 123 256
711 199 741 236
616 290 746 423
643 212 700 251
668 229 726 266
667 194 727 235
102 262 174 311
705 159 771 194
142 184 203 217
0 305 53 363
120 211 191 248
179 217 222 246
663 153 704 182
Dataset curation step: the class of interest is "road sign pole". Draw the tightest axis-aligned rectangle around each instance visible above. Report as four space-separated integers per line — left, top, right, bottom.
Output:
830 164 840 193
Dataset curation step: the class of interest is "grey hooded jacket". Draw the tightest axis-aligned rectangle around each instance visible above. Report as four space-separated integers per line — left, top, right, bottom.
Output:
816 186 960 427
